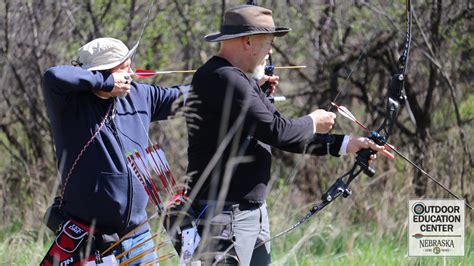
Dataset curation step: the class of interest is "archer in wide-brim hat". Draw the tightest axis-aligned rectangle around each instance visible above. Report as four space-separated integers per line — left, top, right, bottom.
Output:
204 5 291 42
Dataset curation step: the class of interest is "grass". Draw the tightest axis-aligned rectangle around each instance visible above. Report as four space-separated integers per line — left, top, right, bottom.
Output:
0 215 472 265
0 227 45 264
270 224 473 265
265 199 473 266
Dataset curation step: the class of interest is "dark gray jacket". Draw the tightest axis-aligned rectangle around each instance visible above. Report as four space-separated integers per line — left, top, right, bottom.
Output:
188 56 344 205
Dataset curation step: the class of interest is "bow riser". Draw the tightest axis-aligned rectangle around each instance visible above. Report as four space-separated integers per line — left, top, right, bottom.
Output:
377 75 406 139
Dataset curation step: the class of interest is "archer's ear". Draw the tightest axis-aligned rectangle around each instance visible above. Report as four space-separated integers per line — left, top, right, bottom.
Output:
242 36 251 50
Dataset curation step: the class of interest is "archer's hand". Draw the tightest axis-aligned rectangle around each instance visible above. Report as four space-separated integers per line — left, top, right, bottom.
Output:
110 72 132 97
308 109 336 133
258 75 279 95
347 136 385 164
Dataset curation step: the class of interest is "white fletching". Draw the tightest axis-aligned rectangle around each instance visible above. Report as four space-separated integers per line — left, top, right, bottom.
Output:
331 102 357 122
338 106 357 122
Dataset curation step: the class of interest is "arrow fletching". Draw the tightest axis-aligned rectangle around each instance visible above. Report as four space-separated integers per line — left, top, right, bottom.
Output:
134 69 158 78
331 102 370 132
331 102 358 122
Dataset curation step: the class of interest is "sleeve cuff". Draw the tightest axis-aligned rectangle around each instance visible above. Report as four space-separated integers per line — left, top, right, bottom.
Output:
178 84 191 106
308 115 316 133
306 134 345 156
100 72 115 92
338 135 350 155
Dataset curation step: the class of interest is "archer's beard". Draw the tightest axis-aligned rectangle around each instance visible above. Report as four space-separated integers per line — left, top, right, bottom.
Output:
252 63 265 80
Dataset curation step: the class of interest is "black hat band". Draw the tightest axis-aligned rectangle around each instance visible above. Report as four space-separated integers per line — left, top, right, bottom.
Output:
220 25 279 34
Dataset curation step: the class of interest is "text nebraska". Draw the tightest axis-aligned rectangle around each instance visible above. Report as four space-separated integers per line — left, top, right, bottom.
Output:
419 239 455 248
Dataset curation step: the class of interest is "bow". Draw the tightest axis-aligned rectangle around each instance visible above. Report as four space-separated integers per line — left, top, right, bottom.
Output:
322 0 471 209
255 0 414 248
257 0 473 249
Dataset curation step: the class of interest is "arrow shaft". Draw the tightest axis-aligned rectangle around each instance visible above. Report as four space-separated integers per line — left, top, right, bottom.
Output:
115 233 161 259
273 65 306 70
101 212 159 256
354 119 370 132
333 104 472 209
118 244 173 265
131 66 306 77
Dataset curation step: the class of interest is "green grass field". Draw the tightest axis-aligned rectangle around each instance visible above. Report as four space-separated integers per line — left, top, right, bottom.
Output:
0 218 471 265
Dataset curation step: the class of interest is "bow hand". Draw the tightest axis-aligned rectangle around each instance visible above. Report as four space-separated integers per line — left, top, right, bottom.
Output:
347 135 386 176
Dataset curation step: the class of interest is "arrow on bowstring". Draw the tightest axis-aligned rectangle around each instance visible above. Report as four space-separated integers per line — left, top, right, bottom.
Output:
273 65 307 70
331 102 473 210
132 69 196 78
131 65 306 78
331 102 395 159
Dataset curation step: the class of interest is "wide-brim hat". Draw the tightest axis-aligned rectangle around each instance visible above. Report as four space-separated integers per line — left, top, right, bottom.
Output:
204 5 291 42
75 38 139 71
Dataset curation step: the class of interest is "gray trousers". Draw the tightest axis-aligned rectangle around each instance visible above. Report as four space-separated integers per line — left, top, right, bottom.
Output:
195 202 271 266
